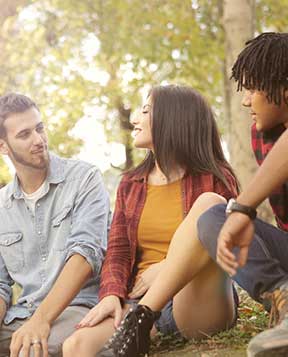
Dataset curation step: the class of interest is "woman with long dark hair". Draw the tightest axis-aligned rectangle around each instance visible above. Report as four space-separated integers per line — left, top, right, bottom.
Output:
63 85 239 357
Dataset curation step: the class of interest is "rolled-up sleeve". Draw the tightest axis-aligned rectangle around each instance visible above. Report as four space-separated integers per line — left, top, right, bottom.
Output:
65 167 110 277
0 254 13 308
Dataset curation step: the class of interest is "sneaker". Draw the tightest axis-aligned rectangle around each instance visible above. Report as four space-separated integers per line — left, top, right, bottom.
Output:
102 304 161 357
247 281 288 357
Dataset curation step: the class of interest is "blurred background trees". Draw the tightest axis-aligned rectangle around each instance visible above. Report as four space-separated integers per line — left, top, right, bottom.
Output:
0 0 287 205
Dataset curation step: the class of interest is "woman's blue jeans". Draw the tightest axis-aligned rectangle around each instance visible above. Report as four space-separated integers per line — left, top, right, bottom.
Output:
198 204 288 302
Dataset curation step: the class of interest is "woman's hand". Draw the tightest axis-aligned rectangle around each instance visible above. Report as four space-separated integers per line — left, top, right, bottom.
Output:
76 295 122 329
129 261 165 299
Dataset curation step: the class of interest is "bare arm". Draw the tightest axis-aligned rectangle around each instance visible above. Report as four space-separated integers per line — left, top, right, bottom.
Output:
217 128 288 274
0 297 6 325
10 254 92 357
34 254 92 323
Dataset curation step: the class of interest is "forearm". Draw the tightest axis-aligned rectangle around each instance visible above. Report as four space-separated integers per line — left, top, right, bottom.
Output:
0 297 6 325
237 128 288 208
33 254 92 324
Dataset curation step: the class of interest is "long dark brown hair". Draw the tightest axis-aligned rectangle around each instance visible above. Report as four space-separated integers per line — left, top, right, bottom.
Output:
129 84 239 191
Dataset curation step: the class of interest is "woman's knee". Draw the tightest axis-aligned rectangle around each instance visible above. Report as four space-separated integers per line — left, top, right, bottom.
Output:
62 333 85 356
190 192 226 215
63 325 111 356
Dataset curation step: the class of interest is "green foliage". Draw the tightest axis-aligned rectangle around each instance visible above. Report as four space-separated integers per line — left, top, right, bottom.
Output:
1 0 288 178
30 0 227 168
150 288 268 356
0 1 86 155
256 0 288 31
0 157 11 186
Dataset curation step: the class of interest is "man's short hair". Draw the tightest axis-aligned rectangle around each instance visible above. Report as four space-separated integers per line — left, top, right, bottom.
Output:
0 93 39 138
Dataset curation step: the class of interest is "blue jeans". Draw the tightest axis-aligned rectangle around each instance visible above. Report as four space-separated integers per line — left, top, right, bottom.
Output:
197 204 288 302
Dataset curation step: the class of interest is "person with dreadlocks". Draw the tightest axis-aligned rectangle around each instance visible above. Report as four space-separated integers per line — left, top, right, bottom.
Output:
215 32 288 356
92 32 288 357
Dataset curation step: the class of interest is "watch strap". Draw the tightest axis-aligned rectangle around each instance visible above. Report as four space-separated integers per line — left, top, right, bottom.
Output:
226 199 257 220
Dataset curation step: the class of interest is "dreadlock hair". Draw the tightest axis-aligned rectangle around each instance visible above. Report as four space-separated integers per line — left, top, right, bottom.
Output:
231 32 288 106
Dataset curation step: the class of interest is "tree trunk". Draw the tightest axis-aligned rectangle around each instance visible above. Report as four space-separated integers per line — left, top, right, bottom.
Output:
223 0 274 222
223 0 256 188
117 101 134 170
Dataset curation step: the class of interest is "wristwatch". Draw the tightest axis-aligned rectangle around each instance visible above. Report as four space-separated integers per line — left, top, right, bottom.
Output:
226 198 257 220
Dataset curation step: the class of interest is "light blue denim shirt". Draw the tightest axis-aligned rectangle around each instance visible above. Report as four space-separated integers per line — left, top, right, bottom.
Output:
0 153 110 324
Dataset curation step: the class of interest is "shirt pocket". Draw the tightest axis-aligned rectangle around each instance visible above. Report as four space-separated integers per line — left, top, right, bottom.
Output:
52 205 73 251
0 232 24 273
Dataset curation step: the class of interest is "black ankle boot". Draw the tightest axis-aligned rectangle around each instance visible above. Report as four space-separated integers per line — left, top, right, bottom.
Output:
103 304 161 357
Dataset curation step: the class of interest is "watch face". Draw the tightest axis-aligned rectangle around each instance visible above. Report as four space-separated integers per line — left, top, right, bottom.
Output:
226 198 236 215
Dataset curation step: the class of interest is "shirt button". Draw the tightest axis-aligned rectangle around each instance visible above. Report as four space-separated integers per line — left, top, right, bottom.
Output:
27 303 33 308
42 256 46 261
38 231 41 235
37 203 40 207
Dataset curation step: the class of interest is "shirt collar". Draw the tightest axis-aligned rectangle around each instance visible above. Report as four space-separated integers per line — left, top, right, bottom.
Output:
130 172 148 183
7 152 65 200
46 152 66 184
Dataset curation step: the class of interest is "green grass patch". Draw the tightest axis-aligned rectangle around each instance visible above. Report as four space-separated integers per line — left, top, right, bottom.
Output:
151 288 269 356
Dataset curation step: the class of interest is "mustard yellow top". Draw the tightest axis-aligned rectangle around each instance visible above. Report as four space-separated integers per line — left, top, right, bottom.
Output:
136 180 183 275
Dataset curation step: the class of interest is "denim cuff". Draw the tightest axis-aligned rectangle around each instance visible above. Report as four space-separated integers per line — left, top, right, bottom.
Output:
65 246 102 276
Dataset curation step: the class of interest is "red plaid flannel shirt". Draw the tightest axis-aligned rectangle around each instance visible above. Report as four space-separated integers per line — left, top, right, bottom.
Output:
251 123 288 231
99 169 238 300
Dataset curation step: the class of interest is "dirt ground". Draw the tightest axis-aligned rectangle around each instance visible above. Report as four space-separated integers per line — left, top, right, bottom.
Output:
152 347 246 356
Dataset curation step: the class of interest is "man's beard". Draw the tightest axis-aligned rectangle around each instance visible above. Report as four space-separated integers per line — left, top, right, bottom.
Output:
7 142 49 170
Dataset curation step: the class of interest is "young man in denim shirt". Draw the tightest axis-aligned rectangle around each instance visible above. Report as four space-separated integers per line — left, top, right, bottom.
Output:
0 93 110 356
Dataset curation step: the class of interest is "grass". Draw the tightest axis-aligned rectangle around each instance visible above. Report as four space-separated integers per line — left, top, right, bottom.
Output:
12 284 268 356
151 288 269 356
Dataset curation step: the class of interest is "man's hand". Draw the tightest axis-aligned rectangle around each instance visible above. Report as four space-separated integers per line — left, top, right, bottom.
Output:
129 261 164 299
217 212 255 276
76 295 122 329
10 314 50 357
